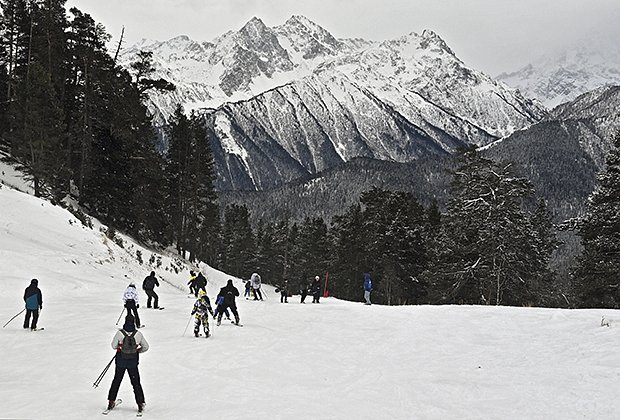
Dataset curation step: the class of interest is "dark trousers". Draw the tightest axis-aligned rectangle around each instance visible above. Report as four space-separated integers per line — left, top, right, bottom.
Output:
217 304 239 324
313 292 320 303
144 289 159 308
107 366 145 405
280 291 288 303
23 309 39 329
125 300 141 327
300 289 308 303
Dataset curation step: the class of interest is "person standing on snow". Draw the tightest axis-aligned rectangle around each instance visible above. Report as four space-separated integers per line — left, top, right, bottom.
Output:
195 271 207 295
311 275 322 303
23 279 43 330
123 283 141 328
191 291 215 338
244 280 252 299
216 279 240 326
142 271 160 309
363 272 373 305
250 272 263 301
277 280 289 303
299 280 310 304
107 314 149 414
187 271 198 297
213 294 231 321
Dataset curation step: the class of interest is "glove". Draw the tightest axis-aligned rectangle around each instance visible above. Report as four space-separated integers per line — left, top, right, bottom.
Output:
136 304 140 308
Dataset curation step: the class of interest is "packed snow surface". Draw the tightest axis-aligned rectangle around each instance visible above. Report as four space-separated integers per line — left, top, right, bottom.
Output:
1 184 620 419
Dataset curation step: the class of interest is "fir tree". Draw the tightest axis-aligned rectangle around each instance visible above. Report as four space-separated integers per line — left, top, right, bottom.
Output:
574 131 620 308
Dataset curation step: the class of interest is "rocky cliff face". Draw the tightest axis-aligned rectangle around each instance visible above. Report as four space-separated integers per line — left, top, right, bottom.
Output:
121 16 547 190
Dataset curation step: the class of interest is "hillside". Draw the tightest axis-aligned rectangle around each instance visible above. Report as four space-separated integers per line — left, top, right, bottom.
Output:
1 182 620 419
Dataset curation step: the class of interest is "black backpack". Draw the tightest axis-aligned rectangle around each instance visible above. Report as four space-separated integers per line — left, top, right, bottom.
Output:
120 330 138 359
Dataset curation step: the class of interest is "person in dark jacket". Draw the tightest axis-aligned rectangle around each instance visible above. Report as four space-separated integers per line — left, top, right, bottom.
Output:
216 279 240 326
300 281 310 304
107 314 149 413
277 280 289 303
195 272 207 295
23 279 43 330
311 275 322 303
142 271 160 309
363 272 373 305
187 271 198 297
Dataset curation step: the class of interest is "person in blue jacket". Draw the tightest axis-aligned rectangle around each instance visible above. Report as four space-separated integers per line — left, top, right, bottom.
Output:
23 279 43 330
363 273 372 305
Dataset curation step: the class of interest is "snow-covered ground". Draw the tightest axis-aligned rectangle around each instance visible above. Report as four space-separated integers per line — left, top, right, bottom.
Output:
1 183 620 419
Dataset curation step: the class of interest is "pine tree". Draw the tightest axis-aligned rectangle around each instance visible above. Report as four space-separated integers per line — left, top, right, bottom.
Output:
574 131 620 308
430 148 549 306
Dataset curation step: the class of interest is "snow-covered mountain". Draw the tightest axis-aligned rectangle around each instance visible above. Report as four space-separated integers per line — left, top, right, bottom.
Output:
497 44 620 109
121 16 545 190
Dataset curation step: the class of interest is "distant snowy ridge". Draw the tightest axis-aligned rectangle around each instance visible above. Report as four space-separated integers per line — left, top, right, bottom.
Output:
121 16 546 190
497 44 620 109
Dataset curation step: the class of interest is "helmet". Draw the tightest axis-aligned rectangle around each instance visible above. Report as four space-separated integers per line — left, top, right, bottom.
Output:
128 282 136 288
199 290 207 297
315 276 320 280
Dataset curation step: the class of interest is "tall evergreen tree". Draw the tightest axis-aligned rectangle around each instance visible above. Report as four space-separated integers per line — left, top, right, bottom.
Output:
429 149 550 306
574 131 620 308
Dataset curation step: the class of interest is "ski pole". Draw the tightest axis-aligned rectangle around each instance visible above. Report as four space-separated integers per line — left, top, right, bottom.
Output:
115 307 126 326
182 314 193 337
93 354 116 388
3 309 26 328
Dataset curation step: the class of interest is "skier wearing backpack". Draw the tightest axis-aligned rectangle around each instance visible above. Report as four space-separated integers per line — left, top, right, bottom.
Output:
123 283 141 328
23 278 43 330
142 271 160 309
217 279 240 326
191 291 215 338
107 314 149 414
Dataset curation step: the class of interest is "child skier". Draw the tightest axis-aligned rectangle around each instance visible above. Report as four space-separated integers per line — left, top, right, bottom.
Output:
191 291 214 338
213 294 231 321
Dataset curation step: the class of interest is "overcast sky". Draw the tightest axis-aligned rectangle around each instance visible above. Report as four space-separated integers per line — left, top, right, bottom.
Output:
66 0 620 75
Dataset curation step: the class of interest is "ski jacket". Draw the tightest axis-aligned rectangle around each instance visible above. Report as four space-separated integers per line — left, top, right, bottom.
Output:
123 287 139 305
24 285 42 310
312 279 321 294
364 273 372 291
112 327 149 368
191 296 214 317
219 281 240 306
142 275 159 290
195 273 207 288
251 273 261 289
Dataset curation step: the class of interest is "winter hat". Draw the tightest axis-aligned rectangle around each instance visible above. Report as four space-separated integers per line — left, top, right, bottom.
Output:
31 279 38 285
128 282 136 288
227 279 234 286
123 314 136 332
150 271 155 276
315 276 320 280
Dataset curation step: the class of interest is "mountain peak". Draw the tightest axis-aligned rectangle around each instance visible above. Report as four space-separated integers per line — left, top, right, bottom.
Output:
240 16 268 35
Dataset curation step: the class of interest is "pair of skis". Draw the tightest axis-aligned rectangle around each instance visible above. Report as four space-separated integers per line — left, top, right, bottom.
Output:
102 399 144 417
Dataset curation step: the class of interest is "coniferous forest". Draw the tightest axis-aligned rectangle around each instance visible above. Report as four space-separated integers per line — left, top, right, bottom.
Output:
1 1 618 308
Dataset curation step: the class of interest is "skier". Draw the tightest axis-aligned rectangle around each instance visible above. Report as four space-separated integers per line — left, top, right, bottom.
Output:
187 271 198 297
250 272 263 301
363 272 373 305
107 314 149 414
23 278 43 330
142 271 160 309
195 271 207 295
299 281 310 304
123 283 141 328
311 275 322 303
277 280 289 303
244 280 252 299
213 294 231 321
216 279 240 326
191 291 215 338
